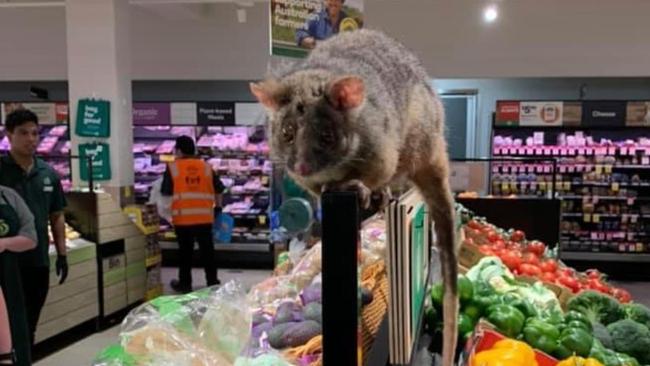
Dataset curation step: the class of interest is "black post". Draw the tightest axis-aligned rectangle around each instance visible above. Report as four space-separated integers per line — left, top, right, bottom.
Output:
87 155 94 192
322 191 360 366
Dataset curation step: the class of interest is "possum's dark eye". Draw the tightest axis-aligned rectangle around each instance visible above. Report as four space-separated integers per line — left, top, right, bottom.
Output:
296 103 305 115
282 124 295 143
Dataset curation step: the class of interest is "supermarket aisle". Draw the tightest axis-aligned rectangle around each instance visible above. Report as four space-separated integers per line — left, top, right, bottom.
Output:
35 267 271 366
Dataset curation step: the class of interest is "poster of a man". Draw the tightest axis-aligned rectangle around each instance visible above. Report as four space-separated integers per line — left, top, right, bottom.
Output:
271 0 364 58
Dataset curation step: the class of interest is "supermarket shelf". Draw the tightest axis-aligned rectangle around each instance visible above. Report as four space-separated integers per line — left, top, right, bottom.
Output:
561 251 650 262
571 182 650 187
159 240 270 252
560 195 647 201
562 213 650 219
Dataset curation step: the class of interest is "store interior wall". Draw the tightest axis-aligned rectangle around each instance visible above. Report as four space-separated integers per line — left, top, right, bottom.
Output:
3 1 650 80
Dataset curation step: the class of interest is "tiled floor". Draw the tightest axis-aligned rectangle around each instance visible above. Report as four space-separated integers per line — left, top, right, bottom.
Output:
33 269 650 366
35 267 271 366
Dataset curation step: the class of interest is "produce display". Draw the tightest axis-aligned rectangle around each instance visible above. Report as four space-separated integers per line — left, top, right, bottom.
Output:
425 208 649 366
93 217 387 366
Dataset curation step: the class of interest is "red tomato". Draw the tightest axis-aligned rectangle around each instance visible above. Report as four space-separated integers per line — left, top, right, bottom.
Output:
586 269 602 280
587 278 611 294
491 240 506 252
541 272 557 283
527 241 546 257
522 253 540 266
539 259 559 273
611 288 632 303
558 275 580 292
479 246 495 256
519 263 542 277
500 250 523 271
467 220 483 230
510 230 526 242
507 242 523 252
559 267 575 277
487 231 502 243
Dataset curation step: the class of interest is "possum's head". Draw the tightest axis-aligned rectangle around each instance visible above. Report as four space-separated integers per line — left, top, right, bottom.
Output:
250 70 366 183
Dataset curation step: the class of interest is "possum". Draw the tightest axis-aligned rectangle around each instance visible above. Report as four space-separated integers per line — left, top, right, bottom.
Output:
250 29 458 366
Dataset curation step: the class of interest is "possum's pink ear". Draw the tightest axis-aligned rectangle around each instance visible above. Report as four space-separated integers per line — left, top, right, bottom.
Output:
328 76 365 110
250 80 282 111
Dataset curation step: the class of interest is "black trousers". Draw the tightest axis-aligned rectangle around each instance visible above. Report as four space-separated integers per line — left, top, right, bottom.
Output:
20 265 50 348
175 224 218 286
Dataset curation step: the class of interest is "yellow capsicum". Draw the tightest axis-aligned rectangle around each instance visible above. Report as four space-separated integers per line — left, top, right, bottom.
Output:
471 339 538 366
557 356 605 366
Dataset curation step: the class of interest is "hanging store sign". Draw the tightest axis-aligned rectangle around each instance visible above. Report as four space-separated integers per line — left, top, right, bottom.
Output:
197 102 235 126
133 102 171 125
519 101 563 126
79 142 112 181
582 101 626 127
75 99 111 137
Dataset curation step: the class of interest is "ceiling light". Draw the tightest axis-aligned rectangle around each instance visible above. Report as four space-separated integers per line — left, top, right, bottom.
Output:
483 4 498 23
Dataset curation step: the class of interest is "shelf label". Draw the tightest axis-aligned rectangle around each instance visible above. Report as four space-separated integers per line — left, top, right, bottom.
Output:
583 214 591 223
595 165 603 174
543 165 551 173
536 165 543 173
621 147 628 155
608 147 616 155
593 214 600 223
160 154 175 163
604 165 612 174
261 176 269 185
517 147 525 155
611 182 620 192
578 148 585 155
526 147 533 155
259 215 267 225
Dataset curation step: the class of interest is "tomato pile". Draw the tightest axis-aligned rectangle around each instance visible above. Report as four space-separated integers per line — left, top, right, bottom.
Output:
463 219 632 303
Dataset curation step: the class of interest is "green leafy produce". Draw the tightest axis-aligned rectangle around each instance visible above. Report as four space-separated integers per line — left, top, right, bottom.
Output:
523 317 560 355
565 310 591 328
624 303 650 329
589 339 638 366
466 256 514 283
463 303 482 322
458 275 474 303
458 313 475 337
567 290 626 325
556 326 594 358
607 319 650 364
501 293 537 319
592 322 614 350
473 294 501 313
485 304 525 338
567 320 593 332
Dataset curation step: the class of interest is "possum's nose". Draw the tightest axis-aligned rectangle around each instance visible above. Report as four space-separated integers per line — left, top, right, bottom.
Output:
294 162 312 176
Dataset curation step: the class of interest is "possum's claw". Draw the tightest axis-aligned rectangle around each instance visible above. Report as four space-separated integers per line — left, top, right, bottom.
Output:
323 180 372 209
371 186 392 211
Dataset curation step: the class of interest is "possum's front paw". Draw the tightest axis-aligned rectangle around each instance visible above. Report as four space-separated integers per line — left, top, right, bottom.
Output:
322 180 373 209
371 186 392 211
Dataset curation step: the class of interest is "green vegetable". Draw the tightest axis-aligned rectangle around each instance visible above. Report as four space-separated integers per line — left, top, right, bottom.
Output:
624 303 650 329
557 326 594 357
473 294 501 313
523 318 560 355
592 322 614 350
566 310 591 327
501 294 537 318
458 275 474 303
567 290 626 325
425 306 437 333
567 320 593 332
486 304 526 338
430 284 443 308
458 313 475 337
589 339 621 366
553 343 573 360
465 256 514 283
463 303 482 322
607 319 650 364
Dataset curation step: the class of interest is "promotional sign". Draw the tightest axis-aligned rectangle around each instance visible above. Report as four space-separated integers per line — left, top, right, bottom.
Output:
519 101 563 126
270 0 364 58
133 102 171 125
75 99 110 137
197 102 235 126
1 102 58 125
582 101 626 127
495 101 520 126
625 101 650 126
562 101 582 126
171 103 197 125
79 143 112 181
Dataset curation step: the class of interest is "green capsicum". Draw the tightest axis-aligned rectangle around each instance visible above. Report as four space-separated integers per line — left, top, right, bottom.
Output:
458 275 474 303
557 326 594 358
566 320 593 333
473 294 501 313
458 313 475 338
486 304 526 338
501 293 538 318
565 310 591 327
523 318 560 355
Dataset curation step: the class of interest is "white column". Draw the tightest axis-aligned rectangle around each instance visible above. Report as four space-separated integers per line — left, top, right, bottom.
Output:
66 0 133 202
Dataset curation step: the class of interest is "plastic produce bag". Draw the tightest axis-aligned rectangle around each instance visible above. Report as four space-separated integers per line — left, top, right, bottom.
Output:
98 281 252 366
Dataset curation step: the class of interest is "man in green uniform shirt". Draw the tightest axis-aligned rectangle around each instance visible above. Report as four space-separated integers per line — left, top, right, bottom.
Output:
0 109 68 351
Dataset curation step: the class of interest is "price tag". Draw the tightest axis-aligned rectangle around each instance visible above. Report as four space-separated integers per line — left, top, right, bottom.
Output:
535 148 542 155
629 147 636 155
631 215 638 223
526 147 533 155
621 147 628 155
583 214 591 223
604 165 612 174
608 147 616 155
591 232 599 240
569 148 576 155
560 148 567 156
559 165 566 173
595 147 604 156
509 148 517 155
494 148 502 155
568 165 576 173
593 214 600 223
544 149 551 156
595 165 603 174
517 147 525 155
552 147 559 155
261 176 269 185
564 181 571 190
536 165 543 173
611 182 620 192
578 148 585 155
628 197 635 205
258 215 267 225
642 157 650 165
501 183 509 191
544 165 551 173
160 154 175 162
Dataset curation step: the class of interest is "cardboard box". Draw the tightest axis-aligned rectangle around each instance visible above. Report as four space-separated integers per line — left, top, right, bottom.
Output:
460 321 558 366
459 241 484 268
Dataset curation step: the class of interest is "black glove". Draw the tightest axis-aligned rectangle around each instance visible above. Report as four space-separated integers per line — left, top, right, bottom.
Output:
56 255 68 285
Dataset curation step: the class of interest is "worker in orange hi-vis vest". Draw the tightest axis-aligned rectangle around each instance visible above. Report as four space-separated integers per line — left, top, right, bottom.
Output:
160 135 225 293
